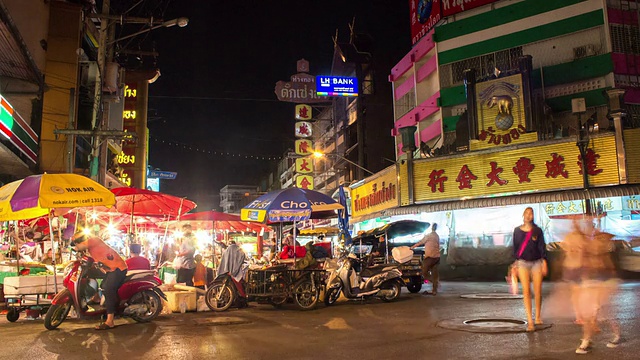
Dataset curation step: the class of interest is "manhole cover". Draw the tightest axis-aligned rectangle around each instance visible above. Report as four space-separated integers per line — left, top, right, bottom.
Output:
437 318 552 333
460 293 523 299
463 319 526 328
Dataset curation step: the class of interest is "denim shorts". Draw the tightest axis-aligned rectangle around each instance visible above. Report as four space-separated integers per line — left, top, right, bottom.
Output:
515 259 544 273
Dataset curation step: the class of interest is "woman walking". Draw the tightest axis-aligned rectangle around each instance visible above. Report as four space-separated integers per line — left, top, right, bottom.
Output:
512 207 547 332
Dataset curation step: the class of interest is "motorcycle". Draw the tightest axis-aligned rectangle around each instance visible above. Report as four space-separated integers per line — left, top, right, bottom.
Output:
204 272 249 312
43 253 166 330
324 245 404 306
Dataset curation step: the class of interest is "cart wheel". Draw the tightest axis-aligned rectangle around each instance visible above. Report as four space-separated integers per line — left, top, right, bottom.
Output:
6 308 19 322
406 278 422 294
293 279 319 310
205 283 234 312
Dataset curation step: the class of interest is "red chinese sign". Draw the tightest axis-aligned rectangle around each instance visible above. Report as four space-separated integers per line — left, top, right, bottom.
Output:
409 0 442 45
422 152 603 194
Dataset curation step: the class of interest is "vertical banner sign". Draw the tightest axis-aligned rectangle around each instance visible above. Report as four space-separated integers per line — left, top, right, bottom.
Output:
295 139 313 156
117 83 138 186
295 104 312 120
295 158 314 174
296 175 314 190
409 0 442 45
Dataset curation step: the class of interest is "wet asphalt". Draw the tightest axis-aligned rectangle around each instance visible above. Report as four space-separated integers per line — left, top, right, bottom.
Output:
1 281 639 360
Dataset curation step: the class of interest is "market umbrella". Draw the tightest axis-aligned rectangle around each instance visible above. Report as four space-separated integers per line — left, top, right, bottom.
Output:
179 211 271 233
240 188 343 224
0 173 115 291
240 188 343 261
110 187 196 217
0 174 115 221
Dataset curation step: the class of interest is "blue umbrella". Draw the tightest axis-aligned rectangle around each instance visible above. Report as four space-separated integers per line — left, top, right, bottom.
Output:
240 188 344 223
337 185 352 246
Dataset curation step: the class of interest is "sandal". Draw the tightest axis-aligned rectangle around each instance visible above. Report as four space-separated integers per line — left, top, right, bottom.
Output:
95 322 116 330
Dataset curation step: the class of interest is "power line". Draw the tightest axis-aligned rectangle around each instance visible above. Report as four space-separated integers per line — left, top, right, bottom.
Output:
149 135 284 161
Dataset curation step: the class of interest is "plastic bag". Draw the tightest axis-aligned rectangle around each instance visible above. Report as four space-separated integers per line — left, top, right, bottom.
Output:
172 256 182 270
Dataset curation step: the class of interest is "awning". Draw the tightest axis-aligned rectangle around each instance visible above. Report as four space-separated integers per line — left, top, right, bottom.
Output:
0 3 44 89
382 185 640 216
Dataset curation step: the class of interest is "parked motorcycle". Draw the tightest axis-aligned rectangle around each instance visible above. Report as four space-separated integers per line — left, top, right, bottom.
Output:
324 245 404 305
204 272 249 312
44 254 166 330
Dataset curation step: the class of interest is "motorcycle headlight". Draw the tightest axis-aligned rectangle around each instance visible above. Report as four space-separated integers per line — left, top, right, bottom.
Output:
63 262 74 277
270 274 278 282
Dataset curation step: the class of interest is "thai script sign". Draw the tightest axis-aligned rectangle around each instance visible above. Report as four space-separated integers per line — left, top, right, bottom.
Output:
409 0 442 45
442 0 499 17
350 166 398 218
316 76 358 97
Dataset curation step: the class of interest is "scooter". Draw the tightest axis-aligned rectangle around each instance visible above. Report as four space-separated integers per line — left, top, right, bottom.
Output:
204 272 249 312
43 253 166 330
324 245 404 306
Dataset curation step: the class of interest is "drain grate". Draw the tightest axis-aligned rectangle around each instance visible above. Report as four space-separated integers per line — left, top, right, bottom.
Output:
437 318 552 333
463 318 526 328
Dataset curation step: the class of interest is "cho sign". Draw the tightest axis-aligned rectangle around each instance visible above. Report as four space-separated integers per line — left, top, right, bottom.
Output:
316 76 358 97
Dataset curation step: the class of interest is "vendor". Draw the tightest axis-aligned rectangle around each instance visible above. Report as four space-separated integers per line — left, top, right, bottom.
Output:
40 248 62 265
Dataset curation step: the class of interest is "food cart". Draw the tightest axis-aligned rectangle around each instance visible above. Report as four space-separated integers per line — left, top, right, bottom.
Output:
3 272 62 322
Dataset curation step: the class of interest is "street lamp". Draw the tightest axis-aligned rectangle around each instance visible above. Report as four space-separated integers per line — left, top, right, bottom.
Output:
312 151 375 176
108 17 189 45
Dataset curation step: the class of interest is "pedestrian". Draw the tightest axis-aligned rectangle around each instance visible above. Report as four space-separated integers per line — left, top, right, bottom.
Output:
193 254 207 290
175 224 196 286
126 243 151 270
410 223 440 296
512 207 547 332
574 222 621 354
71 232 127 330
559 219 590 326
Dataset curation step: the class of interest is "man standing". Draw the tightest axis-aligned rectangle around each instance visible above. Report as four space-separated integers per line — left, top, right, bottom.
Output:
126 243 151 270
175 224 196 286
72 233 127 330
410 223 441 295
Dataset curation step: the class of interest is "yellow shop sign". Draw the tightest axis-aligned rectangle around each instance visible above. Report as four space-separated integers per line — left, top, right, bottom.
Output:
400 135 619 205
350 166 398 218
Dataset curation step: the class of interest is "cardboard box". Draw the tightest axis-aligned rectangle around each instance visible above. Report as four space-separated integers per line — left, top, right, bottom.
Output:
3 275 64 295
165 290 197 313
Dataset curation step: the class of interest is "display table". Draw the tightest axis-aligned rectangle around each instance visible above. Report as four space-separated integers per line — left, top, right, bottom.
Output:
0 266 49 285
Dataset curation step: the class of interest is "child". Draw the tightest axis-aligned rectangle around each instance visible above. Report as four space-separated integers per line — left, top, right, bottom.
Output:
193 254 207 290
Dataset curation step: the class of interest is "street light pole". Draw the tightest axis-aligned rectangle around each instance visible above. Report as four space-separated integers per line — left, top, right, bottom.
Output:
572 98 591 216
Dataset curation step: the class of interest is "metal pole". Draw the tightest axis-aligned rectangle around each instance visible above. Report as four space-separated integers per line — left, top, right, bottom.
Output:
406 151 415 205
66 88 76 173
576 113 592 215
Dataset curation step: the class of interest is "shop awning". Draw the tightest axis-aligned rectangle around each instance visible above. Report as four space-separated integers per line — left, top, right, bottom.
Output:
361 185 640 220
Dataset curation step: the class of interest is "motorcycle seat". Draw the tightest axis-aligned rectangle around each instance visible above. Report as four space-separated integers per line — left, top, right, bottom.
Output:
124 269 156 282
360 264 398 277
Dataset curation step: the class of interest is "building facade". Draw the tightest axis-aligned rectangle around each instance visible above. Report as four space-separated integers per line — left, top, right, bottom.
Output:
0 0 47 185
350 0 640 269
219 185 263 215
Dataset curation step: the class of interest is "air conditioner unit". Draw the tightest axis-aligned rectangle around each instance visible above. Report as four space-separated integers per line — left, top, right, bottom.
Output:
573 45 597 59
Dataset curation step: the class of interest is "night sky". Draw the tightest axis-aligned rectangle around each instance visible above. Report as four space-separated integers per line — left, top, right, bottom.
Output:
146 1 411 210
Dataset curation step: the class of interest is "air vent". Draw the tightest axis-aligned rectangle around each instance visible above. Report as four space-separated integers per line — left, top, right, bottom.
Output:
573 45 597 60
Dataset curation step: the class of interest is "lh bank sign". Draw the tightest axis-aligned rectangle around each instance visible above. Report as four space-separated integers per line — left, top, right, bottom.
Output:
316 76 358 97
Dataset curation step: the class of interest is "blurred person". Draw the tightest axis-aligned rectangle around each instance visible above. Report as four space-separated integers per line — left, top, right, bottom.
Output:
574 222 621 354
560 219 588 325
126 243 151 270
71 232 127 330
193 254 207 290
175 224 196 286
411 223 441 296
218 240 248 282
512 207 547 332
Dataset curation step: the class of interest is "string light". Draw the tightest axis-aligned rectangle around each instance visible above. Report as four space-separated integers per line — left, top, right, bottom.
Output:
149 135 284 161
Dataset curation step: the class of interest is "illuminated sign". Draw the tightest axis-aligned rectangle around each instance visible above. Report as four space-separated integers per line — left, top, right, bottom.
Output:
316 76 358 97
295 104 312 120
473 74 534 149
442 0 498 17
295 158 314 174
409 0 442 45
295 121 313 138
542 198 619 216
0 95 38 163
274 73 327 103
350 166 398 218
118 82 139 187
295 139 313 156
400 135 620 205
296 175 314 190
146 177 160 192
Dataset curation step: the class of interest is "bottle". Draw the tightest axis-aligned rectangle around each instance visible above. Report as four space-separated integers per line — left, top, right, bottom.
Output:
179 297 187 313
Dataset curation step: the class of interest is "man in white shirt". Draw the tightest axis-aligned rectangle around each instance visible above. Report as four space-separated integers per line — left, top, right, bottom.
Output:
410 223 441 295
